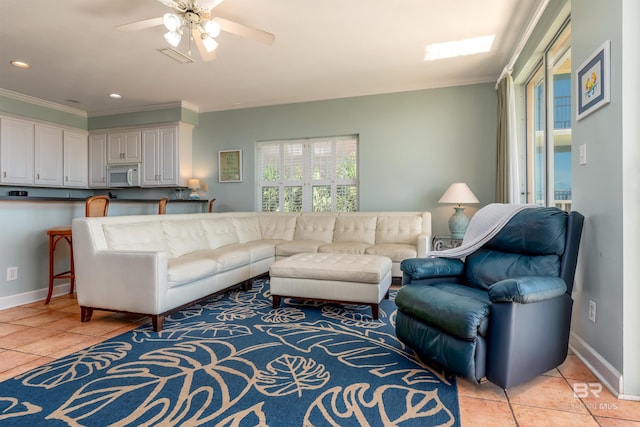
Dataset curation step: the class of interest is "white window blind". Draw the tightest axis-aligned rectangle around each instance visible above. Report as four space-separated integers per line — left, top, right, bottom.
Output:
257 135 358 212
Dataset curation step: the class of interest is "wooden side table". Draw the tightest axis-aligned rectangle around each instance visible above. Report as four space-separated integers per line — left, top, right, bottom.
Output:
46 226 74 304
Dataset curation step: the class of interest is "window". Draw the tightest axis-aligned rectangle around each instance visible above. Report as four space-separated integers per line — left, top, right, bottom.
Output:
525 22 572 211
257 136 358 212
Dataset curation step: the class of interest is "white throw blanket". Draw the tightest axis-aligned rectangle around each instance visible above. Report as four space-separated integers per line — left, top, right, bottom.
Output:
430 203 535 259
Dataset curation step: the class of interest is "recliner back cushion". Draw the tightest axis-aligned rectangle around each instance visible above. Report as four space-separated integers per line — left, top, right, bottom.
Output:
485 207 567 255
465 248 561 290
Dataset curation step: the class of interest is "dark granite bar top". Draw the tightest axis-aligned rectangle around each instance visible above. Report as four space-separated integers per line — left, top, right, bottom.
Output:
0 196 208 203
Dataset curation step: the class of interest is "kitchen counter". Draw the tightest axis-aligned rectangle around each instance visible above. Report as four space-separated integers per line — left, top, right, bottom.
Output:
0 196 207 203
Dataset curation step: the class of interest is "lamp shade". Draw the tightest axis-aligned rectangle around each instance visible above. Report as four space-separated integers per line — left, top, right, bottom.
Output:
438 183 479 205
187 178 201 190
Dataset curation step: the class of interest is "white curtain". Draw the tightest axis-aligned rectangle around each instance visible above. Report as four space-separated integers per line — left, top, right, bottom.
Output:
495 73 520 203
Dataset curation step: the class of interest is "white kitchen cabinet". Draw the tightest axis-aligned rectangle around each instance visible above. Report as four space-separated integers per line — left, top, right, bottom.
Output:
63 130 88 188
89 134 107 187
0 118 35 185
141 126 179 186
107 131 141 164
140 123 192 187
34 124 64 186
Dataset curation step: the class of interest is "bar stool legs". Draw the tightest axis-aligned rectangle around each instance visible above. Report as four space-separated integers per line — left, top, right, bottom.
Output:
46 226 74 304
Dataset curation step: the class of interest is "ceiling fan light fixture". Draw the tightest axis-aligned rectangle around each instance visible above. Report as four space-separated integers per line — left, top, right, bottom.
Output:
164 30 182 47
163 13 181 31
203 19 221 38
201 35 219 53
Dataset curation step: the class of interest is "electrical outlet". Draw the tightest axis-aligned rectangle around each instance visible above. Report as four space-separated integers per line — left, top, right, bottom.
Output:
6 267 18 281
588 300 596 323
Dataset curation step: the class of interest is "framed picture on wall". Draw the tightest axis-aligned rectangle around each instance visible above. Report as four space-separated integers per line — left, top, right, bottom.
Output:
218 149 243 182
576 40 610 121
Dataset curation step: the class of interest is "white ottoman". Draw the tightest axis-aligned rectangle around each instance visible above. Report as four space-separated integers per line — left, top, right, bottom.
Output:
269 253 392 319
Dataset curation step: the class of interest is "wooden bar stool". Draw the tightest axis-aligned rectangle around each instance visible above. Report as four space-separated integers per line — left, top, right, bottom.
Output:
45 195 110 304
45 226 74 304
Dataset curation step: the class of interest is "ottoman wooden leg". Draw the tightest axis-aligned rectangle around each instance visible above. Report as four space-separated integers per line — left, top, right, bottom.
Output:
371 304 379 320
272 295 281 309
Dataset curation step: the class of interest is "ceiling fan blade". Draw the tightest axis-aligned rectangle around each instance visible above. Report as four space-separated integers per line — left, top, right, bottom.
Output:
115 17 164 31
216 17 275 45
191 29 218 61
198 0 224 12
157 0 181 9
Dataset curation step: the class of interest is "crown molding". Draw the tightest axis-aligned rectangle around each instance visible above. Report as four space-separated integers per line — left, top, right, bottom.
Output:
88 100 200 117
0 88 88 118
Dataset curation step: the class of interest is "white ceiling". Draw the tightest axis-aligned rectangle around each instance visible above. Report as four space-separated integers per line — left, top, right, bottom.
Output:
0 0 541 116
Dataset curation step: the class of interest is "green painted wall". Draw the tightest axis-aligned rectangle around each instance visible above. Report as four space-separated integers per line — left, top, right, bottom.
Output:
194 84 497 233
0 94 87 129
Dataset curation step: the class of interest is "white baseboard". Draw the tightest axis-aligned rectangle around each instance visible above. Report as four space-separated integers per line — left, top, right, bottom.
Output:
0 283 72 310
569 331 627 398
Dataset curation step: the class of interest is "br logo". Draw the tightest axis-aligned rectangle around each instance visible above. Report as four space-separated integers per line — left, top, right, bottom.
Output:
573 382 602 398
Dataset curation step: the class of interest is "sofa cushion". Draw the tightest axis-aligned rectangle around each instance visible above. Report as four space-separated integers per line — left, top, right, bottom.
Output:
375 215 422 244
333 215 376 245
239 241 276 262
103 221 168 252
201 218 239 249
233 216 262 243
275 240 326 257
365 243 417 262
167 252 219 287
162 220 209 257
294 214 336 242
207 245 252 272
259 214 298 240
318 242 372 254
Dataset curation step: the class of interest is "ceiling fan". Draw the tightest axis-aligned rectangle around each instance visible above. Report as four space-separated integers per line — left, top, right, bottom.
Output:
115 0 275 61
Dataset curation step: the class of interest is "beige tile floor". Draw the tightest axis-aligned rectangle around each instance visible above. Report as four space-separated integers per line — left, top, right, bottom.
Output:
1 294 640 426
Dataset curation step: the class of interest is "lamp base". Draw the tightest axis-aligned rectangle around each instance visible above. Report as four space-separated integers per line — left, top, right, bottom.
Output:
189 190 200 200
448 207 469 239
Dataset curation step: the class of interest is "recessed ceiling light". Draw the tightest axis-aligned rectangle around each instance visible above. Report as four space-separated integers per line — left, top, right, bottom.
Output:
108 93 122 99
424 35 495 61
10 60 31 69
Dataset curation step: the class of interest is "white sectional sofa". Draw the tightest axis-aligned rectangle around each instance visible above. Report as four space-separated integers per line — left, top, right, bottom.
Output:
72 211 431 331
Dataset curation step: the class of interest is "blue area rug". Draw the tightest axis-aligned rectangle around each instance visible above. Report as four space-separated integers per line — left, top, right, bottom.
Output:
0 280 459 426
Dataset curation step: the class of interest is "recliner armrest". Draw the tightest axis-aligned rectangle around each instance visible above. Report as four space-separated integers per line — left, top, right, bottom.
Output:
400 257 465 280
488 276 567 304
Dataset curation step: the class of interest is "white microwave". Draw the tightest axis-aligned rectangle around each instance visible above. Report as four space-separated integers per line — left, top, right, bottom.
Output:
107 163 141 187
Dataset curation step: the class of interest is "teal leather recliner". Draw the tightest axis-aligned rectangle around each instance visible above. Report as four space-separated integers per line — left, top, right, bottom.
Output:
395 206 584 389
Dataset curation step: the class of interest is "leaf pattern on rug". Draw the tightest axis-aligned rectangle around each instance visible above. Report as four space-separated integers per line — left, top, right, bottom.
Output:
47 340 257 426
256 320 452 385
16 341 132 389
256 354 330 397
132 321 252 343
261 307 306 323
304 383 456 426
0 280 458 426
0 398 41 421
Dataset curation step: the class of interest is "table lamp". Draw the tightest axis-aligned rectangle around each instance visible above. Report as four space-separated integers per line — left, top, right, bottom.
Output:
187 178 201 200
438 182 479 238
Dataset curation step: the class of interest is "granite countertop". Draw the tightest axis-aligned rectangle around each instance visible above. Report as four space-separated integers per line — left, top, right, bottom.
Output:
0 196 207 203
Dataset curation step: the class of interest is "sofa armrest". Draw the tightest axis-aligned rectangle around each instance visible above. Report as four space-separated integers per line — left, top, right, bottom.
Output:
416 232 431 257
400 257 464 280
488 276 567 304
75 250 169 315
